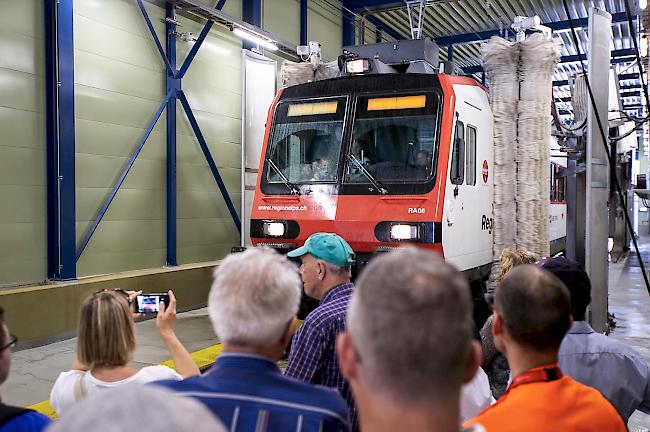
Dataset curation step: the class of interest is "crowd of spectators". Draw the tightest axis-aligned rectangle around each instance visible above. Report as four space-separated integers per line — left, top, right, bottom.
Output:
0 233 648 432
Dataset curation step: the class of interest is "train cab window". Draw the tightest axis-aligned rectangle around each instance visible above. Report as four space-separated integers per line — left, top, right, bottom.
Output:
344 93 439 184
265 97 346 184
465 125 477 186
450 119 465 185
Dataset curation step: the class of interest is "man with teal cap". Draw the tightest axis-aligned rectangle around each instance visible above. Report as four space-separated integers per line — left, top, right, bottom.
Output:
285 233 359 431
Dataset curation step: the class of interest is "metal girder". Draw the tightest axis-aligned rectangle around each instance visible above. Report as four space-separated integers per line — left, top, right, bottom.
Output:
166 3 178 267
45 0 76 280
242 0 262 50
348 0 413 10
343 0 357 45
300 0 308 45
177 91 241 232
172 0 297 57
76 92 173 261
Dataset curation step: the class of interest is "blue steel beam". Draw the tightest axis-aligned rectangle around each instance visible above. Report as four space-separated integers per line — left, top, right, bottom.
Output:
343 0 357 45
177 91 241 232
348 0 404 10
45 0 76 280
76 92 173 261
135 0 177 77
242 0 262 50
166 3 178 267
300 0 308 45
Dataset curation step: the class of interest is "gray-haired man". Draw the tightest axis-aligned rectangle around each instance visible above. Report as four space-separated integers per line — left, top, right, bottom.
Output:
336 248 485 432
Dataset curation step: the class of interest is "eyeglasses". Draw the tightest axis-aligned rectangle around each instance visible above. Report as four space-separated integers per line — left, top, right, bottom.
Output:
1 335 18 352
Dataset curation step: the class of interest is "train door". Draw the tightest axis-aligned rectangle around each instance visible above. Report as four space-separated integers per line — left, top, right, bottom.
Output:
442 84 493 273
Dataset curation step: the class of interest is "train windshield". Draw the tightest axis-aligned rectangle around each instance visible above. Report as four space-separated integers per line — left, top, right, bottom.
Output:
265 97 347 184
344 93 439 184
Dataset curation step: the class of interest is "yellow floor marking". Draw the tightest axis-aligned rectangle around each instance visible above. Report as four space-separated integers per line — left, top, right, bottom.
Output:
28 320 302 419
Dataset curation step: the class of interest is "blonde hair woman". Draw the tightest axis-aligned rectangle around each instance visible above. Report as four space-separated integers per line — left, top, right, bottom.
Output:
482 247 539 398
50 289 199 416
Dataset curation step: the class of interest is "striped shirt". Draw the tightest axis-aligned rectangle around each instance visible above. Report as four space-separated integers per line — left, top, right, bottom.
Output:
285 283 357 430
153 353 349 432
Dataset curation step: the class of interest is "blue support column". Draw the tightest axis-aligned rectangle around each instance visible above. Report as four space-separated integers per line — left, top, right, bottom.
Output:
166 4 178 267
300 0 308 45
342 1 356 46
447 45 454 62
242 0 262 50
45 0 76 280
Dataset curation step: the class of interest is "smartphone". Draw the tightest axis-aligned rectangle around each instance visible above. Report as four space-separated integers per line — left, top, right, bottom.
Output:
134 293 170 314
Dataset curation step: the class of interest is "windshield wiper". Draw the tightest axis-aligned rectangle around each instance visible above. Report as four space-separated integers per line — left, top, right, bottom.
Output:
347 154 389 194
266 158 300 195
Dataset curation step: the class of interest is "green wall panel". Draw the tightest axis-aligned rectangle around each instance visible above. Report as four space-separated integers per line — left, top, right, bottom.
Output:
0 0 343 284
264 0 300 46
0 0 44 39
264 0 343 60
307 2 342 61
0 0 45 286
74 0 166 277
75 0 245 274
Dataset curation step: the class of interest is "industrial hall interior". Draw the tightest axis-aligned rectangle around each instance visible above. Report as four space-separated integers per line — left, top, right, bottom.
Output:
1 0 650 431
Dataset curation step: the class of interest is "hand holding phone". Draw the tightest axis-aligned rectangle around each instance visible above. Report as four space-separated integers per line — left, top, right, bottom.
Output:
134 293 170 314
156 290 177 339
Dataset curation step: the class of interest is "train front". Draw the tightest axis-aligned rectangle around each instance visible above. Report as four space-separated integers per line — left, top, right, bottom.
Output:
250 72 453 270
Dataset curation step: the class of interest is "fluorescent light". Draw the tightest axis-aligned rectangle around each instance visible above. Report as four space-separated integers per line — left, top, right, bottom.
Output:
641 0 647 9
233 28 278 51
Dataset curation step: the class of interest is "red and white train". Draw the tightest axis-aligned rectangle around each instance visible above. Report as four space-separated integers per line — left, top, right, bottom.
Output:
249 39 566 285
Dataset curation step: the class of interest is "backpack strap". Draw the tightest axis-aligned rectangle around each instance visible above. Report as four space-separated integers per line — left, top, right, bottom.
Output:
0 403 31 426
74 371 88 402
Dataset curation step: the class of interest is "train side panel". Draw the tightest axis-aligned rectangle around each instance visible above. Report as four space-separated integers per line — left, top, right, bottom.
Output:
441 80 494 272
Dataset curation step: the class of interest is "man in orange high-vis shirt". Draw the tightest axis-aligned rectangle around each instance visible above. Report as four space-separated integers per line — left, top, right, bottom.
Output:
465 265 626 432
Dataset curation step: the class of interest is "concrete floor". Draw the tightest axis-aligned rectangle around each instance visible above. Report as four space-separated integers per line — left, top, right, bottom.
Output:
1 244 650 430
609 237 650 432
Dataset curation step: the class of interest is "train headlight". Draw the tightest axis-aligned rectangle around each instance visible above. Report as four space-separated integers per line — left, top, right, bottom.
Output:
390 224 419 241
346 58 370 74
263 222 286 237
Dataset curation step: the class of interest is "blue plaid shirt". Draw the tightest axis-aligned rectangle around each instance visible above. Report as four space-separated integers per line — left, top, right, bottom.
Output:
286 283 357 430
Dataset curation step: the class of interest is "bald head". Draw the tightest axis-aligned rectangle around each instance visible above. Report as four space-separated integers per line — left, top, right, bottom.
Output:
495 265 571 353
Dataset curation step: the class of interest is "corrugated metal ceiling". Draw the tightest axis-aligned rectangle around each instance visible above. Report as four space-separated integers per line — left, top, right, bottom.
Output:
352 0 645 115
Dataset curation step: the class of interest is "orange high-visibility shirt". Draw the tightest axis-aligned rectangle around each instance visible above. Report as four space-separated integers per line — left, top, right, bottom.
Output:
464 367 626 432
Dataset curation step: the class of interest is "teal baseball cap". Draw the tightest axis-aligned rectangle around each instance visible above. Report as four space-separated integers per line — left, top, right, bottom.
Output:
288 233 355 267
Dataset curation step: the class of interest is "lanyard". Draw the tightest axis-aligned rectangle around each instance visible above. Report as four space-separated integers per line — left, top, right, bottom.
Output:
509 365 563 390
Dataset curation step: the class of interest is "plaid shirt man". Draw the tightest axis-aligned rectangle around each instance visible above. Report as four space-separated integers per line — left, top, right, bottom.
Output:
286 283 357 430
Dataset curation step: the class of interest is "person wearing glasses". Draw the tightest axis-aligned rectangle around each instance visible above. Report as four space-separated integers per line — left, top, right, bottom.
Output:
50 289 199 417
0 308 51 431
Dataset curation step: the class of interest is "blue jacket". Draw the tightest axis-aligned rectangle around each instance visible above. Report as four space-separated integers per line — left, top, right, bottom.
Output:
154 353 350 432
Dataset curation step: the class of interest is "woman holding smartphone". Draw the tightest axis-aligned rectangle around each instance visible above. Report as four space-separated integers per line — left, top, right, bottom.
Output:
50 289 200 417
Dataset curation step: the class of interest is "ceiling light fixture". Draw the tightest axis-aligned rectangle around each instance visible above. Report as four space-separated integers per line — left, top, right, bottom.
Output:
232 28 278 51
